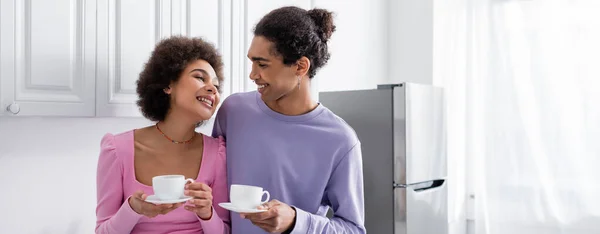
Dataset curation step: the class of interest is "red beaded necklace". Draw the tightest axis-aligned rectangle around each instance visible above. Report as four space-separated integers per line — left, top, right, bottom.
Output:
155 123 195 144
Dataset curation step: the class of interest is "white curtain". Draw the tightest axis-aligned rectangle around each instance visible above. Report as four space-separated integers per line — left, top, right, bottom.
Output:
436 0 600 233
433 0 469 233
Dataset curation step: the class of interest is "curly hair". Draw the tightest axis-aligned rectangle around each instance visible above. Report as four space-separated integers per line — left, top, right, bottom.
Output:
136 36 224 122
253 6 336 78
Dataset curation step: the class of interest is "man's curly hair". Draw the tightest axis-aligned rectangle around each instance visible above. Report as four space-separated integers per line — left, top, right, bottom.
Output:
136 36 224 122
253 6 336 78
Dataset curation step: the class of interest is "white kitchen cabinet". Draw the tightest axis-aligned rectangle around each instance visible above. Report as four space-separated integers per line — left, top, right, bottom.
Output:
188 0 231 97
96 0 172 117
0 0 97 116
0 0 315 117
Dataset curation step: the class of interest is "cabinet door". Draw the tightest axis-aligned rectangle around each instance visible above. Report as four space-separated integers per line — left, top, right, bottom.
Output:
188 0 227 96
0 0 96 116
95 0 160 117
96 0 225 117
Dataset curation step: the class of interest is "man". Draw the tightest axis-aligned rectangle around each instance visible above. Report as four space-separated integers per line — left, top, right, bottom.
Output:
212 6 365 234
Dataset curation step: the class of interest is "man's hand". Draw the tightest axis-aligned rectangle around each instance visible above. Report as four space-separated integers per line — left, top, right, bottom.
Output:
240 199 296 233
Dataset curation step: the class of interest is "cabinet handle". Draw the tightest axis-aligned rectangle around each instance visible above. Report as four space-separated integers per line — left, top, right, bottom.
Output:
6 102 20 115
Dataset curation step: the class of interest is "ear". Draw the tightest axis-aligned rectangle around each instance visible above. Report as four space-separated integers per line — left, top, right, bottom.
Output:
295 56 310 77
163 86 172 94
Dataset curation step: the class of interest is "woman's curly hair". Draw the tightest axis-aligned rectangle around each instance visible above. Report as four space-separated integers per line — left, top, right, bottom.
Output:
136 36 224 122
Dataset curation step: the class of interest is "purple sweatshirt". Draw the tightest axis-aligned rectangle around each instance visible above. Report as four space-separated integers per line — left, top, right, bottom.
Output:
212 91 366 234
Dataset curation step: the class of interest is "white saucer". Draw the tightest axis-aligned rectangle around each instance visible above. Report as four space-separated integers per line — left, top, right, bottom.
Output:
218 203 267 213
145 195 193 204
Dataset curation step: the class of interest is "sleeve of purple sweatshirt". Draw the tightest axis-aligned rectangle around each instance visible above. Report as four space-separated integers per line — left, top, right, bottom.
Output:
95 134 143 234
212 104 226 139
290 142 366 234
212 115 223 138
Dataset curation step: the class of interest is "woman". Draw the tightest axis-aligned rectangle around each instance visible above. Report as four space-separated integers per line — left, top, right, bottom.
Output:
212 6 366 234
95 36 230 234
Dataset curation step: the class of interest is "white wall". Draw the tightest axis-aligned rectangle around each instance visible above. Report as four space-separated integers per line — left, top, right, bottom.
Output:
388 0 434 85
0 117 133 233
0 117 214 233
314 0 389 92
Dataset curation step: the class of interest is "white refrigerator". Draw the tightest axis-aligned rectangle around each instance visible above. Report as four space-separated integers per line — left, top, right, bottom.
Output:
320 83 448 234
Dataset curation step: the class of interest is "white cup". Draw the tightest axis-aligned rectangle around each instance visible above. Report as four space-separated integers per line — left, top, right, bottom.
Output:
152 175 195 200
230 184 270 209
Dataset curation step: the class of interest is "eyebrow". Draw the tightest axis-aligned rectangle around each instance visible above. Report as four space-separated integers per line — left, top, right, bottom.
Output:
189 68 210 76
249 56 270 62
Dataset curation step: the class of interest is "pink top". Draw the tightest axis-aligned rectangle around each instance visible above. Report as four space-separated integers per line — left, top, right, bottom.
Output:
95 130 230 234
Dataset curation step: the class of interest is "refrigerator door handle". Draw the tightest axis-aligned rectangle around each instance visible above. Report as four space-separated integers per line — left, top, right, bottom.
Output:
393 179 445 191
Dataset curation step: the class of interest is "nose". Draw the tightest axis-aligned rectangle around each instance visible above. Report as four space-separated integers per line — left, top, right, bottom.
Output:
204 82 216 94
249 68 260 81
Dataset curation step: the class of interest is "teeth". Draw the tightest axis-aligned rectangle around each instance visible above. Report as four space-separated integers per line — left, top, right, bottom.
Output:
257 84 267 89
196 97 213 106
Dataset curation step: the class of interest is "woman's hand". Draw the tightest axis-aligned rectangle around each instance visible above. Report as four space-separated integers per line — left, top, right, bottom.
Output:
184 182 214 220
128 190 183 218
